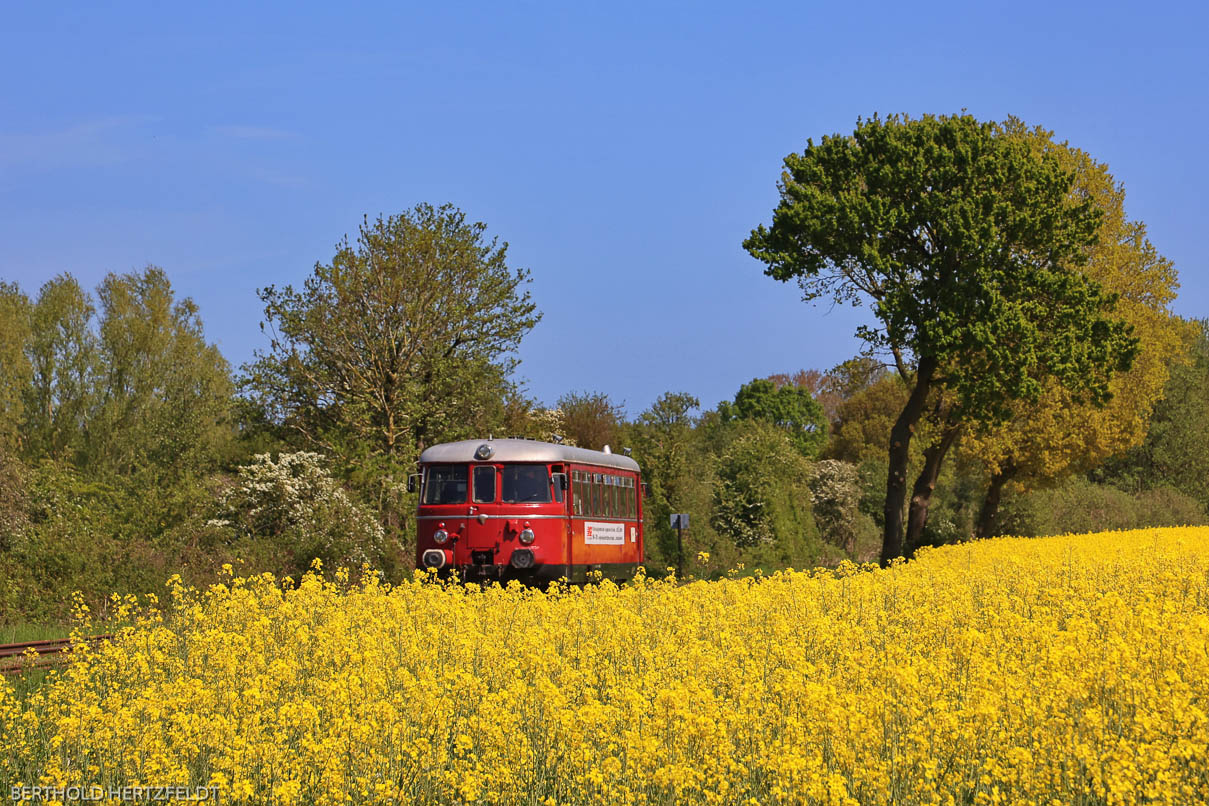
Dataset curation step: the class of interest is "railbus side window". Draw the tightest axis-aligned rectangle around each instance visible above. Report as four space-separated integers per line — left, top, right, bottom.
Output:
592 473 602 517
473 465 496 503
606 475 616 519
573 471 584 516
424 464 468 505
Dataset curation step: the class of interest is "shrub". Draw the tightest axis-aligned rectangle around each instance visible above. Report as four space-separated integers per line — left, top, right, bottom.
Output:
996 476 1207 537
711 421 820 567
210 452 386 574
807 459 862 554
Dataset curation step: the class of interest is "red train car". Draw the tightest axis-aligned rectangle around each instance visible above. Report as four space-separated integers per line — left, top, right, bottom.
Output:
413 438 643 584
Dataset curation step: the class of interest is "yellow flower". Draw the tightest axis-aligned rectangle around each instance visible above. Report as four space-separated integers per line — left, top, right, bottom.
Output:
3 527 1207 805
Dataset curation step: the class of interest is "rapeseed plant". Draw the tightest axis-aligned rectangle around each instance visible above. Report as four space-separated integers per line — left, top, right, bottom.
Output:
2 528 1207 804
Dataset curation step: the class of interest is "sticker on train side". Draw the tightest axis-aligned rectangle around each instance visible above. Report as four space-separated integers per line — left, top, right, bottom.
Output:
584 522 626 545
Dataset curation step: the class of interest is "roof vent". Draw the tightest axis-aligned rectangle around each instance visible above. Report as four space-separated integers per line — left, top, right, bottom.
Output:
602 444 612 454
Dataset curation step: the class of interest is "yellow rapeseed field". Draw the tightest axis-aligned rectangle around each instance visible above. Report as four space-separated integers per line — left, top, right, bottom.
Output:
2 528 1208 805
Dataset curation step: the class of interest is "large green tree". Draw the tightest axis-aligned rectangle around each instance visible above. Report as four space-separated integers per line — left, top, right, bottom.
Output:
3 269 233 478
0 283 33 450
960 125 1186 538
88 267 234 479
718 377 828 458
244 203 539 459
744 114 1137 564
22 275 99 464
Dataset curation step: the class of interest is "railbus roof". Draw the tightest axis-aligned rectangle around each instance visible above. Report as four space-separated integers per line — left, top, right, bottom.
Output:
418 438 640 472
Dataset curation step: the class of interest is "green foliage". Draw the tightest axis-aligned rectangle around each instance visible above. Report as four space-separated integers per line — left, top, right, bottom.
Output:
2 268 233 481
630 392 720 570
0 283 33 449
996 477 1206 538
710 420 820 567
910 456 984 550
0 445 27 552
959 124 1185 542
494 393 570 444
718 378 827 458
1 462 176 624
89 267 234 480
825 375 909 465
21 275 98 464
241 204 540 558
556 390 623 450
1099 319 1209 511
744 113 1134 423
242 203 539 460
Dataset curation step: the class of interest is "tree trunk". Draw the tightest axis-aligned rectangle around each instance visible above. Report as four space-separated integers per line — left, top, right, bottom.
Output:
975 463 1017 539
903 419 962 555
881 357 936 566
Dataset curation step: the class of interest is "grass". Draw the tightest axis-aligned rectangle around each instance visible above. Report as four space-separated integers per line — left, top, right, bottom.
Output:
0 623 74 645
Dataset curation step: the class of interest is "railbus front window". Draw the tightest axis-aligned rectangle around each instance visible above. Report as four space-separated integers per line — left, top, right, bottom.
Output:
423 465 468 505
473 465 497 503
502 465 551 503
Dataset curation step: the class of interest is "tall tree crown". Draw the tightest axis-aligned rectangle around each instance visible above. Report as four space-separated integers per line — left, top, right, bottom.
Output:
745 113 1137 423
244 203 540 457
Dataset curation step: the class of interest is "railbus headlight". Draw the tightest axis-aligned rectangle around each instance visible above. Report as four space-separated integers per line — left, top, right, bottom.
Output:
433 523 449 544
518 522 535 545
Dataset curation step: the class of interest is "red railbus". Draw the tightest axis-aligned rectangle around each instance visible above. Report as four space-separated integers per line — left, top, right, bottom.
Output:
413 438 643 584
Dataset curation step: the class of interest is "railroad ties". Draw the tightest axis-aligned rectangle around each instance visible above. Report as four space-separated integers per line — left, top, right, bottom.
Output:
0 634 112 675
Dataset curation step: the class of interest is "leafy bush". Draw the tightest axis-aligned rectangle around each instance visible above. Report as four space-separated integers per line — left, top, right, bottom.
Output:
209 452 386 574
711 421 820 567
996 477 1206 537
0 447 27 552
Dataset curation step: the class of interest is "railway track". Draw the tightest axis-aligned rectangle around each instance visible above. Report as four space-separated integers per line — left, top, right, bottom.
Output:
0 634 112 675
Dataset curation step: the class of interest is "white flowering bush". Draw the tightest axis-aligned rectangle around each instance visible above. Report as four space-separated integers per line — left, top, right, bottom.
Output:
211 452 385 573
807 459 863 555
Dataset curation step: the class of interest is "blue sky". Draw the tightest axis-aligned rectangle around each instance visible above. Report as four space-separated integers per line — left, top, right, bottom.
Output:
3 1 1206 416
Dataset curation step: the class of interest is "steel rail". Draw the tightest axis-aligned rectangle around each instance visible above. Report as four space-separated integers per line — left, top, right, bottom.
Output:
0 634 113 675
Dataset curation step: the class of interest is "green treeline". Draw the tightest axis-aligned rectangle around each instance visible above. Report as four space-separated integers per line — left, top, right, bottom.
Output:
1 120 1206 624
